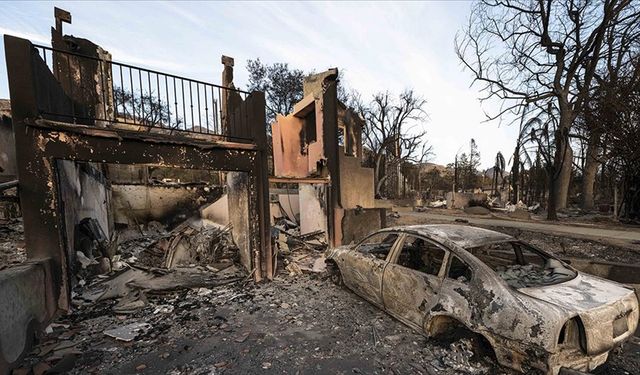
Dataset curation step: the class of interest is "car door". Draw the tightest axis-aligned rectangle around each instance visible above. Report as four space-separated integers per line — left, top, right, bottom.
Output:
342 231 400 308
431 253 475 331
382 234 448 329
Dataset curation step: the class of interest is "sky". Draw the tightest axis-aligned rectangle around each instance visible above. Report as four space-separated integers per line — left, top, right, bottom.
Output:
0 1 518 169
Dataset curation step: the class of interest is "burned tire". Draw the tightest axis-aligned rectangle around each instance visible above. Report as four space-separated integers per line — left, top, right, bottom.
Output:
326 260 343 286
426 317 499 367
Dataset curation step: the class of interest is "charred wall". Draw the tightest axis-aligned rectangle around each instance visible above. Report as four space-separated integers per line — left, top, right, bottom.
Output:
0 100 16 180
56 160 113 272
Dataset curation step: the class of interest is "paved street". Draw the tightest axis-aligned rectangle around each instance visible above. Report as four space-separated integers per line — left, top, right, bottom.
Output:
403 211 640 246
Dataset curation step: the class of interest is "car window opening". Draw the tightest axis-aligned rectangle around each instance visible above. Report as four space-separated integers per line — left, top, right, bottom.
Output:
448 256 472 283
467 241 576 288
397 236 445 276
356 232 398 260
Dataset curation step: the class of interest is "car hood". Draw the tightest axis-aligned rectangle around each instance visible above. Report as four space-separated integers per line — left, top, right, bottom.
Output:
517 272 635 313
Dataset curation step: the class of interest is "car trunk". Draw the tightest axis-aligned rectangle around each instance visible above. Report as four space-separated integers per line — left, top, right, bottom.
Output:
518 273 639 355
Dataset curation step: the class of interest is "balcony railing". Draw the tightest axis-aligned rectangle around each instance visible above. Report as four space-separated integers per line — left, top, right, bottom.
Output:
32 44 251 140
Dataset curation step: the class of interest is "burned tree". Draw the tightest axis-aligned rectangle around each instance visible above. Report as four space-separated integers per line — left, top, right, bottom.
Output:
246 59 305 124
577 15 640 210
113 87 179 128
456 0 640 219
465 138 481 190
583 55 640 220
492 151 505 197
351 90 430 198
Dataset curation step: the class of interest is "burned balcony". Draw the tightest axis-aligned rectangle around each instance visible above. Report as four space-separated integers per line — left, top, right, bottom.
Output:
26 42 254 141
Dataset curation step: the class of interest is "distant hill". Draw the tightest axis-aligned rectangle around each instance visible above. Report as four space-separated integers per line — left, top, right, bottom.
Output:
420 162 449 175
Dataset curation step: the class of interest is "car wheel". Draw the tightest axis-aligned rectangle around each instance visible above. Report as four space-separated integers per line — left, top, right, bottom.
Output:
326 261 343 286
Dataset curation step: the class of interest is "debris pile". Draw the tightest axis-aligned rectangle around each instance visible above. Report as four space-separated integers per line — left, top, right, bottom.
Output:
272 217 328 276
496 261 574 289
0 217 26 269
69 215 243 317
136 219 237 270
10 215 248 372
74 264 243 313
74 217 238 283
504 200 528 212
428 338 493 374
428 199 447 208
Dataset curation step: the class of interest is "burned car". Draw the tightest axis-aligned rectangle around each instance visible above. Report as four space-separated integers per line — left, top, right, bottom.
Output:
325 224 639 374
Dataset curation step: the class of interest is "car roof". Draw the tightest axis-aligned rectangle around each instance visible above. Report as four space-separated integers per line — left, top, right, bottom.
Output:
381 224 514 249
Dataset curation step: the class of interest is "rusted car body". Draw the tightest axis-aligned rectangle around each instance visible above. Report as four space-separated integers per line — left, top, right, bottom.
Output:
325 224 639 374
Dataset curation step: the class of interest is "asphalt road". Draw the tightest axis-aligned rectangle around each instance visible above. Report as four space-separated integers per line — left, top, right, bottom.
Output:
403 211 640 246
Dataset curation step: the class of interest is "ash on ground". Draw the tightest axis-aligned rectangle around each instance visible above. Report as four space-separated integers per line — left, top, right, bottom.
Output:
17 270 518 375
15 268 640 375
8 215 640 374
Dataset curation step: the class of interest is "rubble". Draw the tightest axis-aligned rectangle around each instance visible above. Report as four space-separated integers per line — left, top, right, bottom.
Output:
428 199 447 208
495 263 572 289
429 338 493 374
505 200 528 212
0 218 25 269
273 218 327 253
104 322 152 342
272 217 328 276
116 219 237 271
17 271 517 375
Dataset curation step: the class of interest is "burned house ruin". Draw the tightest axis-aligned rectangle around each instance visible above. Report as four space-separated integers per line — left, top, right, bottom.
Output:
270 69 385 247
1 8 272 370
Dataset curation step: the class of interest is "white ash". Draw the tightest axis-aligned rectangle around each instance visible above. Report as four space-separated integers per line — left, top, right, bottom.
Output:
496 264 567 288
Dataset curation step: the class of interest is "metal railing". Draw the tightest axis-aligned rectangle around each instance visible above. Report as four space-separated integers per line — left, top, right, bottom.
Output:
32 44 251 140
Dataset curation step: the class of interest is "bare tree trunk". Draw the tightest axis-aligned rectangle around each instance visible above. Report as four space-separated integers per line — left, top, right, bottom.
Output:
547 166 557 220
552 110 573 211
376 175 388 197
511 145 520 203
554 144 573 209
581 139 599 210
374 153 384 197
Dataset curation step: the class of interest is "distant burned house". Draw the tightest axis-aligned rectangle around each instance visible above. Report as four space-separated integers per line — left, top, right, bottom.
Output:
270 69 385 247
